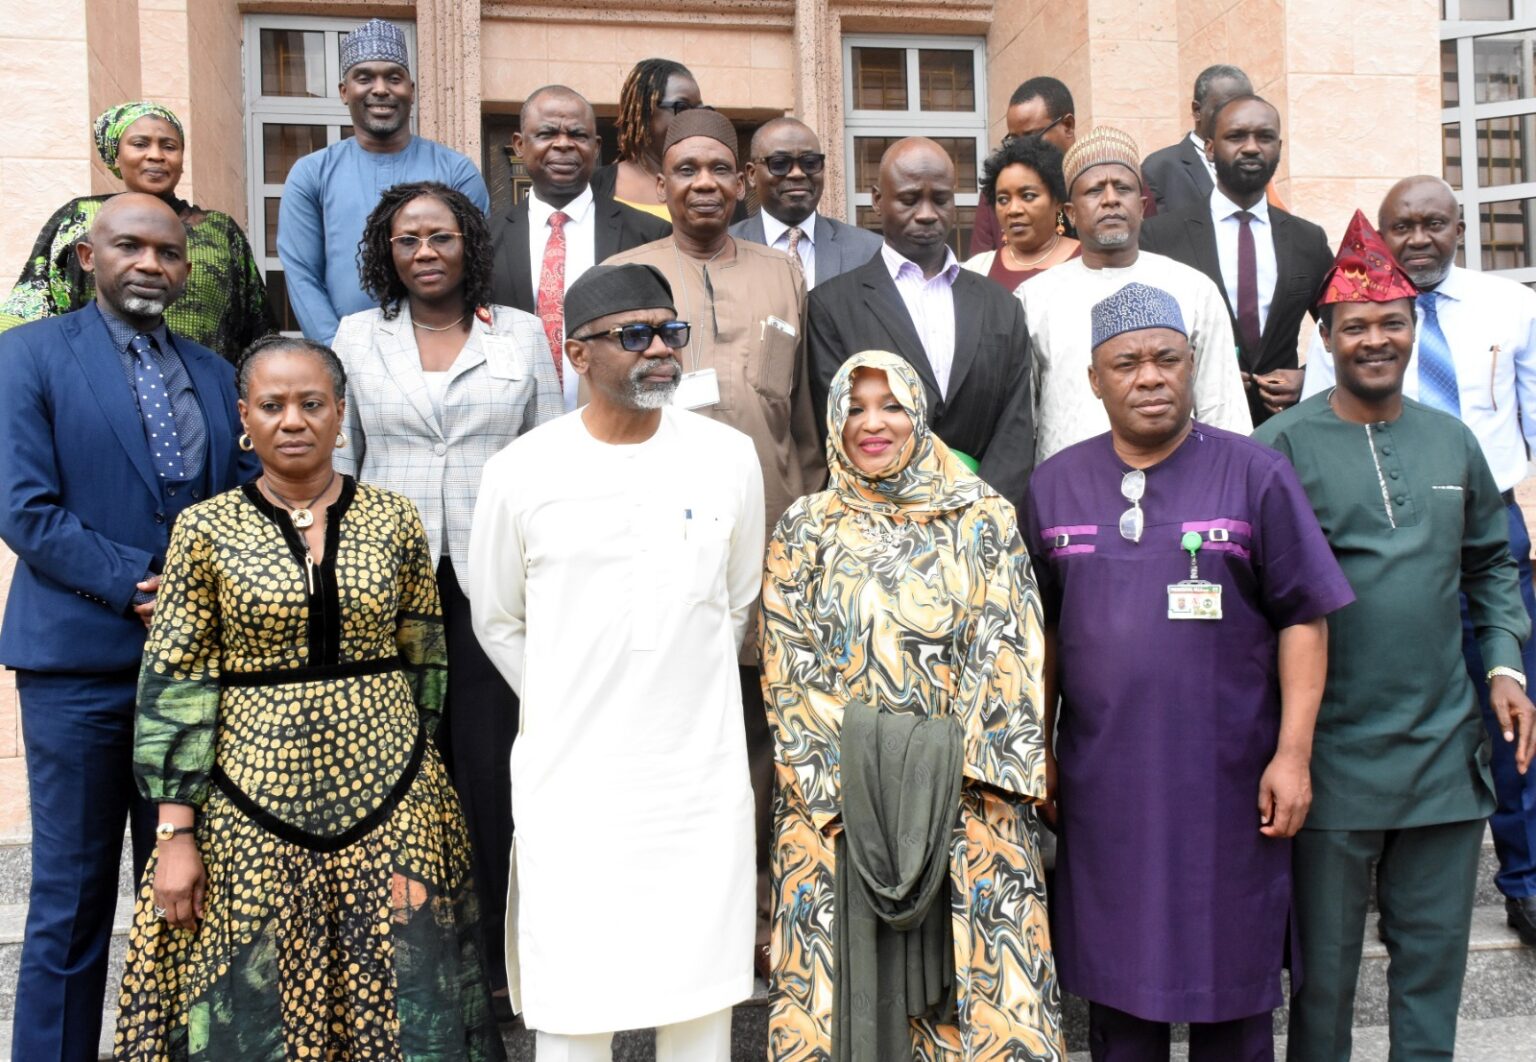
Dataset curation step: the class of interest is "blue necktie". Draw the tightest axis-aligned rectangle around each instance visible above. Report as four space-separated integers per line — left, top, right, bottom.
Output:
1416 292 1461 416
129 333 186 480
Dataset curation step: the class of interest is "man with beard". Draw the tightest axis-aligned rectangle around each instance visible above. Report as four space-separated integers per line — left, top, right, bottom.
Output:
1142 95 1332 424
1257 211 1535 1060
1303 176 1536 949
1020 126 1250 463
470 263 763 1058
278 18 489 342
0 193 256 1060
604 107 821 977
730 116 882 290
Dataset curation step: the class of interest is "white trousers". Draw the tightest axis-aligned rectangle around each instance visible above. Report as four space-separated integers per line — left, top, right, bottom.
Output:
534 1007 733 1061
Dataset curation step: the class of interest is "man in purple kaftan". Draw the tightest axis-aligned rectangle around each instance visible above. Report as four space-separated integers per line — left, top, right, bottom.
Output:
1022 282 1354 1062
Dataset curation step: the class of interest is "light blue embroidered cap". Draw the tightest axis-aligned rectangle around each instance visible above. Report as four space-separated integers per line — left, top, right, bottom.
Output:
340 19 409 74
1090 282 1188 350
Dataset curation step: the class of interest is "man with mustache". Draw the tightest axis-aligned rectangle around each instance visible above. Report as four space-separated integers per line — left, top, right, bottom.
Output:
1302 176 1536 951
470 263 764 1058
605 107 822 976
278 18 489 343
1141 95 1333 425
1020 126 1250 464
1257 211 1535 1060
0 193 256 1059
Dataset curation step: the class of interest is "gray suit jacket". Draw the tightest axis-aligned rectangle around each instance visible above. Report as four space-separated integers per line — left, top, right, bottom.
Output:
1141 135 1214 216
729 211 884 288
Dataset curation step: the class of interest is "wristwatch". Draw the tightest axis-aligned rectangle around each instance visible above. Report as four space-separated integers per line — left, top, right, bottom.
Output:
155 822 195 842
1488 666 1528 691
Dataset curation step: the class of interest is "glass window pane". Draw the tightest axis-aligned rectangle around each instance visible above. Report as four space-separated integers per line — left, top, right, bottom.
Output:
1442 40 1460 108
262 124 328 184
260 29 328 98
1445 123 1465 189
1462 0 1513 16
1476 113 1536 187
264 270 303 334
854 136 979 198
853 47 908 110
918 50 975 112
1473 30 1536 103
264 197 282 252
1479 197 1536 269
931 137 979 193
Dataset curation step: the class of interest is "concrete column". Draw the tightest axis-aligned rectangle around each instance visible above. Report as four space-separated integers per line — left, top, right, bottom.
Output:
795 0 846 216
417 0 484 164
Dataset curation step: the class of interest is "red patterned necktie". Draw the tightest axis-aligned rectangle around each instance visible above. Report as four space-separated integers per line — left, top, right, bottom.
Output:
538 211 569 383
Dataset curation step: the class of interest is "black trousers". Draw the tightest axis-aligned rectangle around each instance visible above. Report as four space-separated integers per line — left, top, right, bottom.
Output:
435 558 517 990
741 664 774 948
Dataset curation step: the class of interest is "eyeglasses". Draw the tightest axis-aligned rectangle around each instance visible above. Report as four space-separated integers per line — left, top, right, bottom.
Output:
574 321 691 352
757 152 826 177
656 99 698 116
389 232 463 253
1119 468 1145 543
1002 113 1071 146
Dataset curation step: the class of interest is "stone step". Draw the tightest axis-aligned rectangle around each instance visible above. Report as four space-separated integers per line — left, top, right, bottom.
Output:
0 834 137 907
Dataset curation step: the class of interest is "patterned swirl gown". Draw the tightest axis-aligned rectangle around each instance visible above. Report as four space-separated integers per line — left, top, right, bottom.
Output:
760 350 1066 1062
114 479 504 1061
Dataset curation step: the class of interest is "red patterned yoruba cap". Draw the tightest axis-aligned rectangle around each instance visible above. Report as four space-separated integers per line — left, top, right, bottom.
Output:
1319 209 1418 306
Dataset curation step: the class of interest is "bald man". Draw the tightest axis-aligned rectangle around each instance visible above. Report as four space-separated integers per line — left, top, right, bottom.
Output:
807 136 1036 507
490 84 672 410
1303 176 1536 946
0 193 256 1059
730 117 882 289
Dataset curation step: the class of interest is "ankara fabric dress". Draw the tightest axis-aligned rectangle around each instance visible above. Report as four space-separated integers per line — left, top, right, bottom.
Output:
0 195 275 362
761 351 1066 1061
1022 425 1354 1023
114 480 504 1061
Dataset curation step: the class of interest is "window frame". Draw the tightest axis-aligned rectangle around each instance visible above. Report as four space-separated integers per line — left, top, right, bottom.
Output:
242 14 417 331
840 34 988 242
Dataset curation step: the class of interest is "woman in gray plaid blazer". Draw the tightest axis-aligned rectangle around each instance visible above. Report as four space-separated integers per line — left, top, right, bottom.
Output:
333 181 562 1015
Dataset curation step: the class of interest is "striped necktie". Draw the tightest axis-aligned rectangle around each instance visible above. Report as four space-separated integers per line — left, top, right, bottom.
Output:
129 333 186 480
1415 291 1460 416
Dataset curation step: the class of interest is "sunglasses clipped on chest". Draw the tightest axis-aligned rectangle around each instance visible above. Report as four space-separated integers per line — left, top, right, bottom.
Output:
575 321 692 352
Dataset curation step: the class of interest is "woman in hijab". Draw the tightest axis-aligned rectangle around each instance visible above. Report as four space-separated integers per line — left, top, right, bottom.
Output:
0 101 273 362
759 349 1066 1061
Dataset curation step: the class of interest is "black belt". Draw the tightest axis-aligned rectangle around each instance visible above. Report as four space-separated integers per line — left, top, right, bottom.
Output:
1503 489 1518 507
219 654 402 688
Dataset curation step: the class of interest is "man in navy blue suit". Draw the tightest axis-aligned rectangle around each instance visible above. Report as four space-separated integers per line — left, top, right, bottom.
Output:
0 193 258 1060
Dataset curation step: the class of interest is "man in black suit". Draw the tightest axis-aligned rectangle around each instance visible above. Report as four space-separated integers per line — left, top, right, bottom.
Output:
1141 64 1252 215
807 136 1034 508
1141 94 1331 424
490 84 671 410
730 116 883 289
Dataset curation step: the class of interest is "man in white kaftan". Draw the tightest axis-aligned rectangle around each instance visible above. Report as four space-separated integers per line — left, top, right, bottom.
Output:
469 263 764 1061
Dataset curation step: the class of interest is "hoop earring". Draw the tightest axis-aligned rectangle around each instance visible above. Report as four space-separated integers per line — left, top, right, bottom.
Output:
335 433 347 449
238 433 254 452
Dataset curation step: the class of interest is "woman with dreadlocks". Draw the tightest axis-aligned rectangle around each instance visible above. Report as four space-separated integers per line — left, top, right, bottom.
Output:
332 179 562 1018
593 57 748 223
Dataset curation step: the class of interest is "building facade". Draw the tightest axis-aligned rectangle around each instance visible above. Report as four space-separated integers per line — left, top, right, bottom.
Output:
0 0 1487 833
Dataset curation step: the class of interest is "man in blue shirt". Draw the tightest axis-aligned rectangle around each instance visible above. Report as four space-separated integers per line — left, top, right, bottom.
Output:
277 18 489 343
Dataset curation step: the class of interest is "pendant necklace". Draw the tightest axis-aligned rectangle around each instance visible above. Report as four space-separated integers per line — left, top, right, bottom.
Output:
261 471 336 531
412 312 467 332
1005 233 1061 271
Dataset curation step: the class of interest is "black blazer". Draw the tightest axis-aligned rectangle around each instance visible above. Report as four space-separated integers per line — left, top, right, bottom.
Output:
1141 136 1214 215
806 254 1035 509
1140 201 1333 424
489 191 672 313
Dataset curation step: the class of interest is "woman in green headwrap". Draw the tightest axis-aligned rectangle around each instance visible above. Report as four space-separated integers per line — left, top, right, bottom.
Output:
0 101 274 362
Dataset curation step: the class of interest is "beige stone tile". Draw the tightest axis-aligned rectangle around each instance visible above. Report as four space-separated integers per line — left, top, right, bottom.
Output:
752 30 793 71
1178 0 1238 41
139 10 190 101
1038 0 1091 68
1226 0 1286 88
0 756 28 841
1284 0 1353 74
1353 0 1438 78
481 21 547 62
545 60 625 106
1288 176 1367 246
0 686 15 759
1288 73 1424 179
684 28 754 60
0 39 89 160
547 23 616 63
139 0 186 11
6 0 87 40
0 157 91 283
1056 43 1095 120
749 66 793 110
1089 0 1178 42
990 0 1048 50
1179 17 1231 97
482 57 550 104
1090 38 1180 121
614 26 690 62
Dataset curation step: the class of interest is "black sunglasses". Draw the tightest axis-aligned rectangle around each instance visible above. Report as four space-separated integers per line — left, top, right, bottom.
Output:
1003 113 1070 146
656 99 698 116
575 321 691 352
757 152 826 177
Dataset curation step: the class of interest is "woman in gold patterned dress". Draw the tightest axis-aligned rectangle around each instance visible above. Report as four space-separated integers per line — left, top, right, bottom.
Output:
114 336 505 1060
759 349 1066 1061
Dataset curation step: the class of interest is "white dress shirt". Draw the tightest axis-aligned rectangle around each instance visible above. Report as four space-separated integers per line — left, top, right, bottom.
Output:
528 185 597 410
881 242 961 395
761 209 818 289
1301 264 1536 492
1189 131 1216 182
1211 187 1277 337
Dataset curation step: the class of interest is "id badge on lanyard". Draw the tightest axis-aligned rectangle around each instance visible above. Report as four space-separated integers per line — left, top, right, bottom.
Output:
1167 530 1223 620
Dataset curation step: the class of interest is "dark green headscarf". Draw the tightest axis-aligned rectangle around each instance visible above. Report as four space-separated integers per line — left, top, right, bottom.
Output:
94 102 184 178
